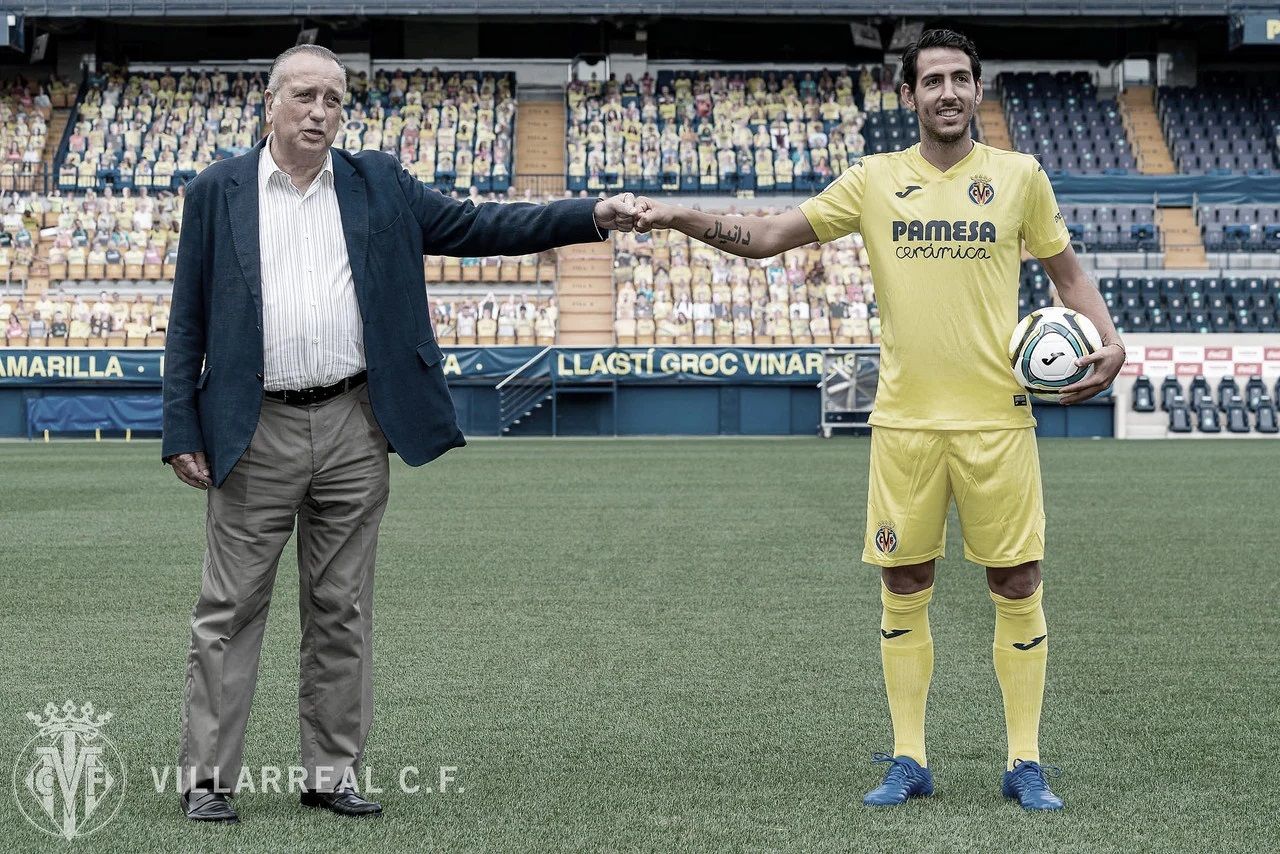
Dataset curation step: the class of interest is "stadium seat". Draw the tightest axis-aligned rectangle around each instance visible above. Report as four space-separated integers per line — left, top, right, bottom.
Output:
1244 376 1267 411
1131 375 1155 412
1167 393 1193 433
1188 375 1210 408
1196 395 1221 432
1255 395 1279 434
1225 395 1250 433
1159 375 1182 411
1216 375 1240 411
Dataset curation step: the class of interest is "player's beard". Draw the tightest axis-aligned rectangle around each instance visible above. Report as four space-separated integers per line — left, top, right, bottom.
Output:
920 109 971 147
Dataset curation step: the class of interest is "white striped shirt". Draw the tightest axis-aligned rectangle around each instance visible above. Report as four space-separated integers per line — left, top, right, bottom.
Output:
258 137 365 392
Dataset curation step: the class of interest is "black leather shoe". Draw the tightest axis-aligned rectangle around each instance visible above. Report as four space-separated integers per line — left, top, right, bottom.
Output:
301 787 382 817
182 790 239 823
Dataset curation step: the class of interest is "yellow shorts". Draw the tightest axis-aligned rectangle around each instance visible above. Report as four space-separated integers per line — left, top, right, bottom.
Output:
863 426 1045 568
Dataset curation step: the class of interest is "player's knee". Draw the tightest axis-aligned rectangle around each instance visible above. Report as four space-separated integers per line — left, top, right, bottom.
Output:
986 561 1041 599
882 561 935 594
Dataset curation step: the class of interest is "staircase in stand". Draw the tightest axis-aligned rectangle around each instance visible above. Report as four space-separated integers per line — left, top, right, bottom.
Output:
514 93 566 196
555 240 614 346
1119 86 1176 175
497 346 555 434
1158 207 1208 269
43 108 71 172
977 101 1012 150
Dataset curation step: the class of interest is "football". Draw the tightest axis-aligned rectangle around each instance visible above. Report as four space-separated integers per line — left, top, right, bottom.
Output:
1008 307 1104 401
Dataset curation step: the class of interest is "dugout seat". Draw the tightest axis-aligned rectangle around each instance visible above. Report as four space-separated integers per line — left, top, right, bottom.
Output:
1225 395 1250 433
1188 375 1211 409
1167 393 1193 433
1159 375 1182 411
1196 395 1221 432
1255 395 1279 434
1216 375 1240 411
1244 376 1267 411
1131 374 1155 412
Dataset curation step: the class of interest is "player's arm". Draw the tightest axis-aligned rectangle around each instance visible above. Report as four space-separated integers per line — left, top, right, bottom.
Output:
633 201 817 259
1039 244 1126 405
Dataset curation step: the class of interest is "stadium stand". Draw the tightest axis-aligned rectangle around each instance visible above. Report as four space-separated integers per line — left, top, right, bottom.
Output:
1060 203 1159 252
1001 71 1135 174
0 186 561 346
565 67 884 194
0 61 1271 350
0 76 61 191
1196 204 1280 252
1094 272 1280 334
57 66 516 195
612 216 878 346
1157 72 1280 175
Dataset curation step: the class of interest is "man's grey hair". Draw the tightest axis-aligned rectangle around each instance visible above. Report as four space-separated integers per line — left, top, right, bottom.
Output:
266 45 347 95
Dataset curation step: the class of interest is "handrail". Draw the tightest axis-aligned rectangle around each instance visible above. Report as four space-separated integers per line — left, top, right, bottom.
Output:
495 345 552 390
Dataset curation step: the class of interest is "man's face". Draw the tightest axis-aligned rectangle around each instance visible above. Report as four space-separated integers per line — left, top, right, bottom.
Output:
902 47 982 146
264 53 345 159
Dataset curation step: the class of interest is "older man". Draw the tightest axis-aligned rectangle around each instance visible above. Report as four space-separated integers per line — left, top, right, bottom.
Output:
162 45 637 823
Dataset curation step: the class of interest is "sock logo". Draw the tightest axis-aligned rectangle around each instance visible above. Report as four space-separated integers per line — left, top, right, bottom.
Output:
1012 635 1046 651
880 628 912 639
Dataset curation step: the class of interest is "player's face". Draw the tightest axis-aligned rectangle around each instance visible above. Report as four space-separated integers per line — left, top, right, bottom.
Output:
265 54 345 160
902 47 982 146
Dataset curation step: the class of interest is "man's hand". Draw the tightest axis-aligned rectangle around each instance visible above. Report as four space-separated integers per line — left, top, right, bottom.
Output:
633 197 674 233
168 451 211 490
1058 343 1125 405
594 193 638 233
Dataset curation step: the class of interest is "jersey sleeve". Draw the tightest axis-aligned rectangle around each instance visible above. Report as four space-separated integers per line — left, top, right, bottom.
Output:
1020 164 1071 258
798 160 866 244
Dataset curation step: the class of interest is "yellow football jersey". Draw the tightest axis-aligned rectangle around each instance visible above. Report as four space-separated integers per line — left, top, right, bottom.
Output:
799 141 1071 430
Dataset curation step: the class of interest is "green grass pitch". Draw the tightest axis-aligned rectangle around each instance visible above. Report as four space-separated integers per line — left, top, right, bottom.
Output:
1 437 1276 853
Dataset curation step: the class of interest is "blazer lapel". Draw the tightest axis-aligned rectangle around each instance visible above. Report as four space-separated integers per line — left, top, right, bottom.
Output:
226 142 265 327
333 156 368 302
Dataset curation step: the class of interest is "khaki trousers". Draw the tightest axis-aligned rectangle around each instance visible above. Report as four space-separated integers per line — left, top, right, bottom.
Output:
180 382 389 793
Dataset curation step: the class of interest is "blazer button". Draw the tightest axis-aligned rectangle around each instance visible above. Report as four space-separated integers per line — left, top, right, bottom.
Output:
255 372 264 381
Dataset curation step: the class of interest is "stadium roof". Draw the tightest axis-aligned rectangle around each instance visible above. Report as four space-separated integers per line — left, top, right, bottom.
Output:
12 0 1280 17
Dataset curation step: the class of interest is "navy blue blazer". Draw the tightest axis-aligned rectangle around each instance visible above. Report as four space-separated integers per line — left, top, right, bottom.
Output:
162 140 604 487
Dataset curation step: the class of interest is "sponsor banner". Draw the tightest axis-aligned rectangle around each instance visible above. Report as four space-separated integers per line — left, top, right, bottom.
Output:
0 347 868 387
0 350 162 385
1203 358 1235 376
1119 362 1143 376
1230 15 1280 48
1143 346 1172 361
1234 345 1264 363
1234 363 1263 377
1173 346 1204 364
1176 362 1203 376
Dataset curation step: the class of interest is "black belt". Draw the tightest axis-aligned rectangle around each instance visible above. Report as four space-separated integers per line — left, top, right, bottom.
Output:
265 370 367 406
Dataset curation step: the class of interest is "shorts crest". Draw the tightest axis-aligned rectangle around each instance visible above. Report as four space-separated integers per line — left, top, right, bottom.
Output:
874 522 899 555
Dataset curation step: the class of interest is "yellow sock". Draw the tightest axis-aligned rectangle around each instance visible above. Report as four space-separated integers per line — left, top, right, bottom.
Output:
880 583 934 766
991 584 1047 771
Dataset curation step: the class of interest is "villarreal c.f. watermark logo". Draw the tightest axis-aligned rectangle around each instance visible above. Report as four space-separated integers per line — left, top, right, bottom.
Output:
874 522 899 555
12 701 127 840
968 173 995 206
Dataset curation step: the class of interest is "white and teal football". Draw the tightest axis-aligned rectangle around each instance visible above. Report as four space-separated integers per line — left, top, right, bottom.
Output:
1008 307 1103 401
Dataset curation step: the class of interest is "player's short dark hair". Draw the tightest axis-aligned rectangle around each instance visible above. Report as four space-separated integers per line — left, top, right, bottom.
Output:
900 29 982 91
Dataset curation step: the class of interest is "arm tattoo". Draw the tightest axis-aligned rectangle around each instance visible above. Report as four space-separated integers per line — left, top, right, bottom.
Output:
702 219 751 247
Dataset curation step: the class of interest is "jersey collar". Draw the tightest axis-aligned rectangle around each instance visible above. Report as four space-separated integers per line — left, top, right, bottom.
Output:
909 139 981 178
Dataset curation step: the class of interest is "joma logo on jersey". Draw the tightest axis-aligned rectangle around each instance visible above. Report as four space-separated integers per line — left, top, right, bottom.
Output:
891 219 997 243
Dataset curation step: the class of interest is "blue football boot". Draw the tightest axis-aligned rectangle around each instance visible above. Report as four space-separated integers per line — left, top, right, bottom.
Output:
862 753 934 806
1002 759 1064 811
